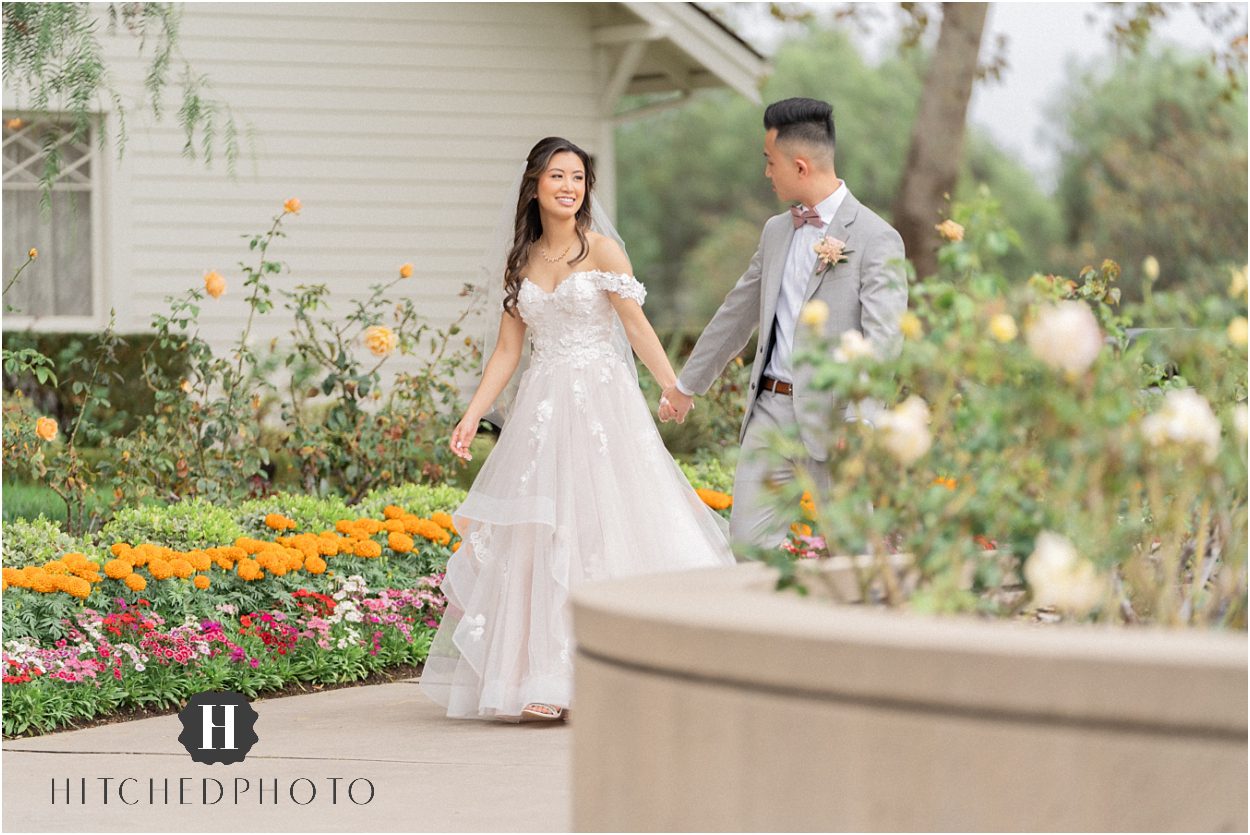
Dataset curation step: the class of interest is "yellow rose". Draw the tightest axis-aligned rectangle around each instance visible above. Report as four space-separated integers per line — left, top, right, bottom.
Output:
35 416 58 441
284 197 302 214
989 313 1018 343
899 312 923 340
935 219 965 242
27 247 37 260
399 263 413 279
1229 316 1248 348
799 299 829 331
363 325 398 357
1230 265 1248 300
203 270 226 298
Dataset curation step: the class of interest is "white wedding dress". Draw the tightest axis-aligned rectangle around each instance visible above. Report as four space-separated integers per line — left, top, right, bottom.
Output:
419 269 736 720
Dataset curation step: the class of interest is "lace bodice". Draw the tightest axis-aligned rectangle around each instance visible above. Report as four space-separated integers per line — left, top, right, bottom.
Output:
517 270 646 369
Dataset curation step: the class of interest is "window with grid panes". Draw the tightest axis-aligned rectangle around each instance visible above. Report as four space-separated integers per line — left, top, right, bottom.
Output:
3 116 96 319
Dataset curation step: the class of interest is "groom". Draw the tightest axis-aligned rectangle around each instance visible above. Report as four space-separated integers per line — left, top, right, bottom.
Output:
660 97 908 552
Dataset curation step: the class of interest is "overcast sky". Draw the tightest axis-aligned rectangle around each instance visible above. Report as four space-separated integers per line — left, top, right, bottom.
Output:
707 2 1245 190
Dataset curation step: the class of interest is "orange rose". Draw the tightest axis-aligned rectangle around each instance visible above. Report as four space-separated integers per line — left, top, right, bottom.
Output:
35 416 58 441
399 263 413 279
363 325 397 357
204 270 226 298
935 219 965 242
284 197 302 214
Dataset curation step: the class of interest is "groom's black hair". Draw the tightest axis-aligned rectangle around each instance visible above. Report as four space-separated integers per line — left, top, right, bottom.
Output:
764 97 835 155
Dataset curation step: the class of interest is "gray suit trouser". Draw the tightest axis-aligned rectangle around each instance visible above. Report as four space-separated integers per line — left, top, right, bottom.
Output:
729 390 832 554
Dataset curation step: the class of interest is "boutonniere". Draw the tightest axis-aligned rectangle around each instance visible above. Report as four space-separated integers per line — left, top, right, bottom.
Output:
813 237 852 276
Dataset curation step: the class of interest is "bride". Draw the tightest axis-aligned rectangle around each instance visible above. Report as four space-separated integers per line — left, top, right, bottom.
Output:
417 136 736 723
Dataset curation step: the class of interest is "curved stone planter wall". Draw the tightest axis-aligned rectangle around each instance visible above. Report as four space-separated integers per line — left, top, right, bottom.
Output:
570 562 1247 832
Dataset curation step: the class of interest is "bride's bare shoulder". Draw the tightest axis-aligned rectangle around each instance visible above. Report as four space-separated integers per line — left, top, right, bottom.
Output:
585 230 632 275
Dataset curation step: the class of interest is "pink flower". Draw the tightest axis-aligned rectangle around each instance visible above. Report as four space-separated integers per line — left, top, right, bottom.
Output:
813 237 850 275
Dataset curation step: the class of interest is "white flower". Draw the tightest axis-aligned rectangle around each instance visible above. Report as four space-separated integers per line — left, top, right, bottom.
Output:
833 330 875 363
134 663 145 672
1025 301 1103 375
874 395 931 465
1140 388 1222 464
1025 531 1105 616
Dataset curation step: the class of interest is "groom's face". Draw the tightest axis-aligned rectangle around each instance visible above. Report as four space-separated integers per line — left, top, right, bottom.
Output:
763 129 800 204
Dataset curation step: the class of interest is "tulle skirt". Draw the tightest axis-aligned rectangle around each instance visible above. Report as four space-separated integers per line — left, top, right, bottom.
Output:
418 355 735 720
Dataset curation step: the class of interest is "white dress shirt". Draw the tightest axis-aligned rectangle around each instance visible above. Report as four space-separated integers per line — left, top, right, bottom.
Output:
675 182 847 398
762 182 847 384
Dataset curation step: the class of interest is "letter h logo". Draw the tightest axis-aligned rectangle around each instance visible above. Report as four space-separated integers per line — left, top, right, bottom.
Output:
177 692 259 765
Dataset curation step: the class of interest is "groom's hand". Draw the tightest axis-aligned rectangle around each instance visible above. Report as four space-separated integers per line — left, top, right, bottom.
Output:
661 386 694 424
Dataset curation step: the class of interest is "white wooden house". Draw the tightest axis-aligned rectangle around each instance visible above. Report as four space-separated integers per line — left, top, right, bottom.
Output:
2 2 766 389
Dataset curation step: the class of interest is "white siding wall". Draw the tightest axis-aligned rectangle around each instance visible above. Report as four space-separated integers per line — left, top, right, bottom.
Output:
76 3 605 379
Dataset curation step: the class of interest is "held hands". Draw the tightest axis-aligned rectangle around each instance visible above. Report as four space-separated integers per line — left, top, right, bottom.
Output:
450 414 480 461
658 385 694 424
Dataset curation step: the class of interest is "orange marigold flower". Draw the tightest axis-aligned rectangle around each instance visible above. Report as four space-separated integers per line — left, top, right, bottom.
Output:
124 573 147 592
383 518 405 533
388 532 415 554
791 522 813 538
353 539 383 558
104 559 133 580
110 543 132 557
43 560 69 575
170 558 194 579
451 540 461 553
31 571 56 593
148 560 174 580
265 513 297 531
35 416 58 441
335 520 356 535
64 576 92 599
430 512 455 530
186 551 211 571
236 559 263 581
356 518 383 536
306 556 327 574
695 488 733 511
193 575 211 590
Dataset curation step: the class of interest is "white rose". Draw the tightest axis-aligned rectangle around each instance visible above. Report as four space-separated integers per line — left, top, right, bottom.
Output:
1025 301 1103 375
1025 531 1104 616
875 395 932 465
1140 388 1222 464
833 330 875 363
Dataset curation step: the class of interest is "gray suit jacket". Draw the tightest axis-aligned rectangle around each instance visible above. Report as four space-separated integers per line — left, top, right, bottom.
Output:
676 189 908 462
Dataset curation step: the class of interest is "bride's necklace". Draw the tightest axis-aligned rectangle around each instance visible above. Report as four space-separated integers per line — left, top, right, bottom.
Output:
538 238 574 263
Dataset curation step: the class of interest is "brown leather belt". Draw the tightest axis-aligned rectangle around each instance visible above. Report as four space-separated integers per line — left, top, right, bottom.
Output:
760 375 793 396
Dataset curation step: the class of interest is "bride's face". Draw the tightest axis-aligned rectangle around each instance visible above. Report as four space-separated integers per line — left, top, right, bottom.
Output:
535 151 586 221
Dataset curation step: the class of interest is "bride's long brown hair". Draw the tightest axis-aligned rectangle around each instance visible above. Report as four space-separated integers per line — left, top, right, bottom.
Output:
502 137 596 317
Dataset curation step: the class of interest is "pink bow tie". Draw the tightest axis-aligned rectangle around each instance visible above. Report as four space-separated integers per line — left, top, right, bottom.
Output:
790 204 824 229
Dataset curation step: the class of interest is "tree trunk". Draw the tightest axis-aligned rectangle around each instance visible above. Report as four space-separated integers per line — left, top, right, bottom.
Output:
893 3 989 281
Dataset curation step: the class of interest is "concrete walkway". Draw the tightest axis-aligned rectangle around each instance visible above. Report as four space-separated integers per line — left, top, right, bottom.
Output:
2 676 571 832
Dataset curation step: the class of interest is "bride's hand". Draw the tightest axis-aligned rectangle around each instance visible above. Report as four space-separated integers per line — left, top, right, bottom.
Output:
450 415 479 461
